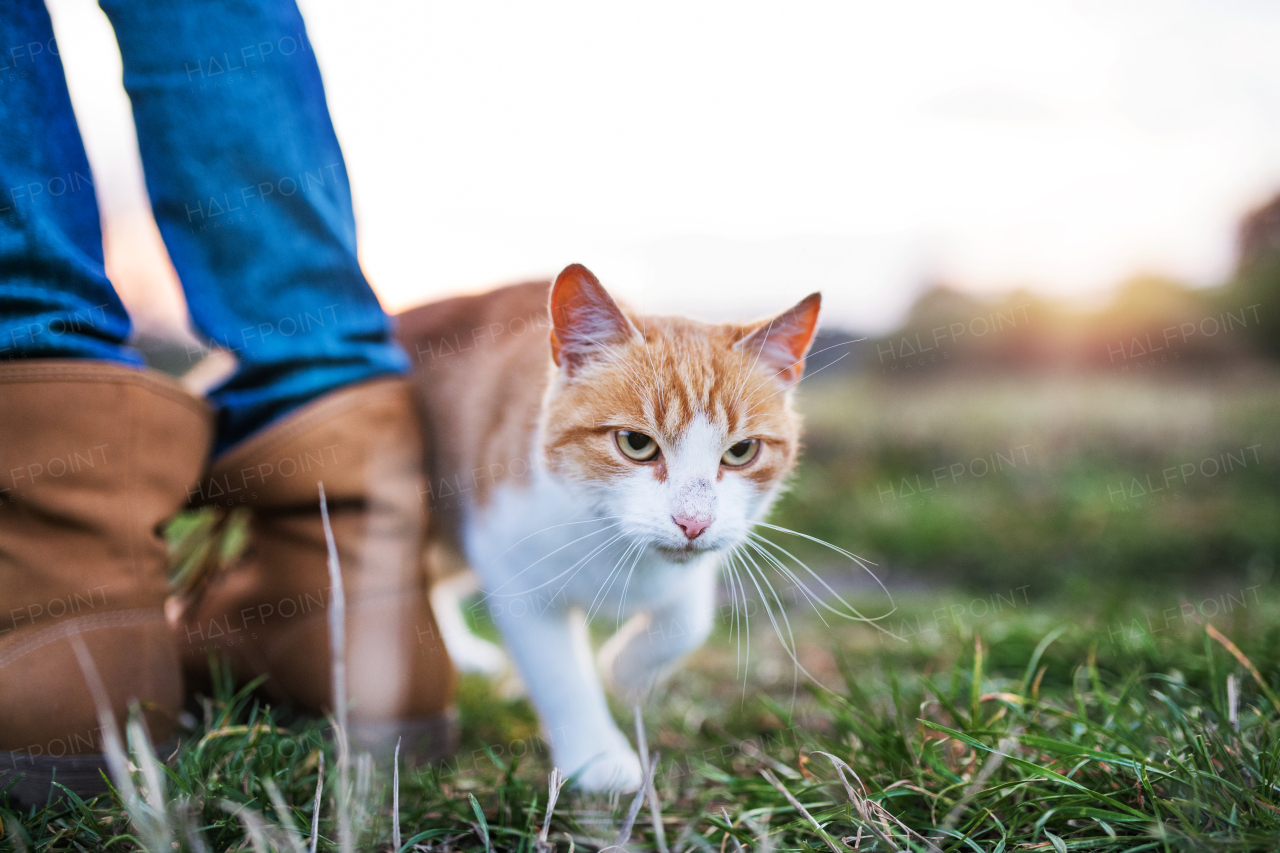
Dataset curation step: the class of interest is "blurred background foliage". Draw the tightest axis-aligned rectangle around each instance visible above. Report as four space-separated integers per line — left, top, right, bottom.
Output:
771 192 1280 599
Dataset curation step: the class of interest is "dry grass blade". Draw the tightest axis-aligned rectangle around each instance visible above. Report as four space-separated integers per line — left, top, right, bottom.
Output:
318 482 354 853
805 753 903 853
741 812 774 853
934 730 1021 843
1228 674 1240 732
175 801 212 853
611 753 660 850
720 808 744 853
221 799 271 853
125 712 173 841
393 737 403 852
1206 623 1280 714
69 635 170 851
354 753 374 842
537 768 565 852
263 777 308 853
759 768 843 853
634 706 669 853
309 750 325 853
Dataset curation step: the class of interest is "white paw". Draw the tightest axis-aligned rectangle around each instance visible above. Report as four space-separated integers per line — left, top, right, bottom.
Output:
608 657 671 702
598 614 669 700
557 739 643 792
447 634 510 676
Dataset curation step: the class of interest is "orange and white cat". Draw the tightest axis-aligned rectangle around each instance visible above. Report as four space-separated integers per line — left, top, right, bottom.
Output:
397 264 819 791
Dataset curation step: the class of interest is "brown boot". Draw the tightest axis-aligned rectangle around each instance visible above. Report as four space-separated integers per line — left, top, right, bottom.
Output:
178 377 456 761
0 361 212 807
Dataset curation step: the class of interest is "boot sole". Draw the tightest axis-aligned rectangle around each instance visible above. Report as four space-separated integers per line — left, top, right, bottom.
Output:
0 749 110 809
349 710 460 767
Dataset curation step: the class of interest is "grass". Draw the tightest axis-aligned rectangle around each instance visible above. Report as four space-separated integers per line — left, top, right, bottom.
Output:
772 372 1280 593
6 586 1280 852
4 372 1277 851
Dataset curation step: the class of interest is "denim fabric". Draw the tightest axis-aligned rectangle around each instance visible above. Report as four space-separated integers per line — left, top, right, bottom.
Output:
0 1 140 366
1 0 408 452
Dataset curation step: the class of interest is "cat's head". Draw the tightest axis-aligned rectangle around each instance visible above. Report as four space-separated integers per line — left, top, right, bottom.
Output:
540 264 820 562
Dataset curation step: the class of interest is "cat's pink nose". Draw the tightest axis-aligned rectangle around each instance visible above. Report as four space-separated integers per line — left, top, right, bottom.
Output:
673 514 711 540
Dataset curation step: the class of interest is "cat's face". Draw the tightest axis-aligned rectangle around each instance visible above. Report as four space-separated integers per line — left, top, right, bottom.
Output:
540 264 820 562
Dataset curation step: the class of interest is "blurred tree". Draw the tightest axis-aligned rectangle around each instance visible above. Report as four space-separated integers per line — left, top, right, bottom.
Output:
1224 192 1280 358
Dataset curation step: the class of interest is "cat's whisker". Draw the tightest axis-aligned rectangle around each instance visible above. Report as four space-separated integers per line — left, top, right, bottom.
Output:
799 337 868 363
720 551 743 693
583 537 641 629
738 551 829 705
749 522 899 622
743 534 904 646
741 349 856 416
749 522 884 583
611 541 649 633
741 538 833 627
736 548 828 690
727 315 778 412
483 523 624 598
743 534 884 628
529 532 633 598
739 548 800 662
487 528 627 598
495 516 626 560
722 551 752 695
543 541 639 619
721 550 743 675
746 534 866 614
739 337 863 407
563 535 637 607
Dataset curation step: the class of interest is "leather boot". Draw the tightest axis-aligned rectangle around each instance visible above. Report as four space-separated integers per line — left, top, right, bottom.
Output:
177 377 456 762
0 361 212 807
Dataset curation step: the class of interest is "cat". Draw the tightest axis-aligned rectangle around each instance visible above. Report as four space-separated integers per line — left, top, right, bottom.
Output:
396 263 820 791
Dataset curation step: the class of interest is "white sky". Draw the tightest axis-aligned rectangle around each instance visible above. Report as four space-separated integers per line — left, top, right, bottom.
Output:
47 0 1280 336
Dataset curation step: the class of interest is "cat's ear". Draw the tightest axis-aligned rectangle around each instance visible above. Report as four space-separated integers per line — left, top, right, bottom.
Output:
734 292 822 386
549 263 641 373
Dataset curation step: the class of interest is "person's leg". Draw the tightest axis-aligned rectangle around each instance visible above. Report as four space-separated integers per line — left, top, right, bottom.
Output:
0 8 212 806
95 0 456 754
0 0 137 365
97 0 406 452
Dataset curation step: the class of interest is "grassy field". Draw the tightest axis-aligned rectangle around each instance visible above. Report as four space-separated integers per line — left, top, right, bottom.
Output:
774 371 1279 594
4 373 1279 852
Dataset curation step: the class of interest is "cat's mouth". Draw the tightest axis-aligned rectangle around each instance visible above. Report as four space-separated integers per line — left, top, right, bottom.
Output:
652 541 710 562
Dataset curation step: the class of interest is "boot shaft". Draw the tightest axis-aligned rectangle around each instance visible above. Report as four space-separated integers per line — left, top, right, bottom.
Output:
0 360 212 758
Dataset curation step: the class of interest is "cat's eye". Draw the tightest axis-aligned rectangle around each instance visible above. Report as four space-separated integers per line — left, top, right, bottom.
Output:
615 430 660 462
721 439 760 468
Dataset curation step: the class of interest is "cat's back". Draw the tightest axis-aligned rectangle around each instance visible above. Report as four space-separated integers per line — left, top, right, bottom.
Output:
396 282 553 535
396 279 552 369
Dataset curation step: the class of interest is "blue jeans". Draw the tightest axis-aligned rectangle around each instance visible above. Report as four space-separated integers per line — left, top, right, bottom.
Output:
0 0 408 453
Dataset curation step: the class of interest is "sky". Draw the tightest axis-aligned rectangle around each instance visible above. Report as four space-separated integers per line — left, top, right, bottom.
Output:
46 0 1280 338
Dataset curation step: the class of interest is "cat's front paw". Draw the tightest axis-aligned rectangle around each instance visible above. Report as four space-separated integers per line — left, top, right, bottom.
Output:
557 740 643 792
597 616 670 701
605 655 670 702
447 633 510 675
